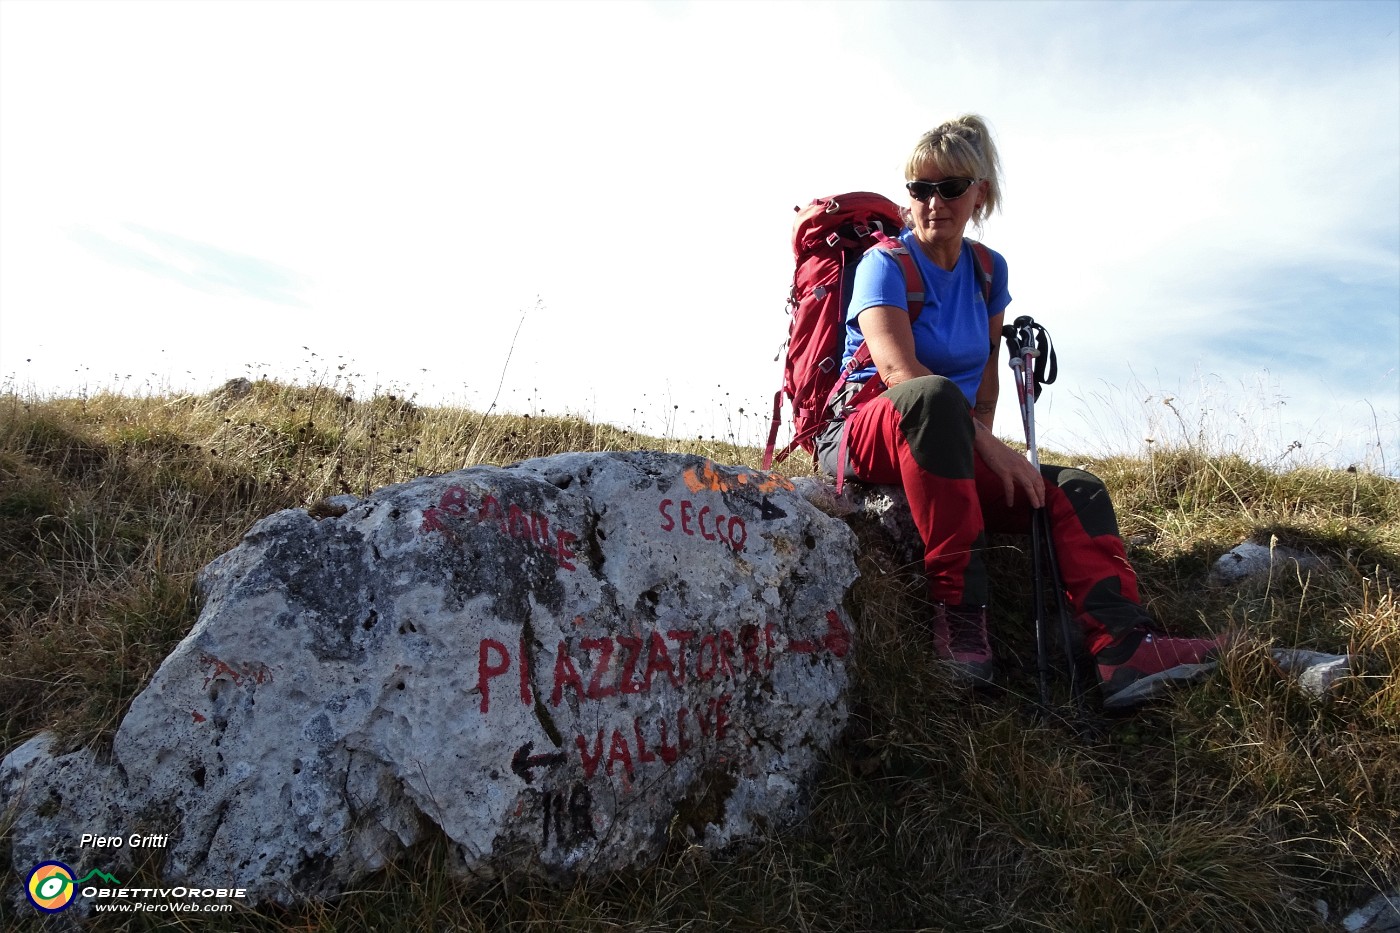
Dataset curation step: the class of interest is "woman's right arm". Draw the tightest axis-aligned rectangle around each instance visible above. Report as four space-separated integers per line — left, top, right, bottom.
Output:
858 306 932 388
861 305 1044 508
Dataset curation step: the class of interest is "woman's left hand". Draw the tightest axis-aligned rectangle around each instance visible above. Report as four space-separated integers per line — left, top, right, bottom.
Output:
974 427 1046 509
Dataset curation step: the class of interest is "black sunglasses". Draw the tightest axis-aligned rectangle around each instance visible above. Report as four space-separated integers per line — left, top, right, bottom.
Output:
906 177 978 201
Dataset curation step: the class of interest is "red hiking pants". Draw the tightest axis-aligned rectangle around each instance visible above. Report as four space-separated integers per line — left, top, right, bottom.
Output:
817 375 1150 655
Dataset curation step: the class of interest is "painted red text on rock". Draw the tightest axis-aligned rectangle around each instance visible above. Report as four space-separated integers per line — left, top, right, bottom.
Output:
421 485 578 571
658 499 747 552
575 696 733 781
477 637 536 714
198 654 273 690
474 615 851 717
192 654 273 726
785 611 853 659
475 611 850 786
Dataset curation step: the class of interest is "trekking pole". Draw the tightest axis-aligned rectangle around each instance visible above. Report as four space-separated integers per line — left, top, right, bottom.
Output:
1001 316 1082 709
1003 329 1052 706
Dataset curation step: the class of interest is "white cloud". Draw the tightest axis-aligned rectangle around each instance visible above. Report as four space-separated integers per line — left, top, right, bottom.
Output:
1 0 1395 469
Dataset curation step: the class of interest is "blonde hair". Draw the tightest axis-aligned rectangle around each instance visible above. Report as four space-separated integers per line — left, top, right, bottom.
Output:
905 114 1003 231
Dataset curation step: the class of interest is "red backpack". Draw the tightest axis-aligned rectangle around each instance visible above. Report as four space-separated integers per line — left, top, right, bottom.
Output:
762 191 993 473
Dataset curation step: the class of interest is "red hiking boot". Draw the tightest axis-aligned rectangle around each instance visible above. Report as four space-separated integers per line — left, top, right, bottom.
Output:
1096 628 1223 710
931 603 994 685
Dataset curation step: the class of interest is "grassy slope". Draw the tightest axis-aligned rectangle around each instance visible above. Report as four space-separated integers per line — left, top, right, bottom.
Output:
1 382 1396 932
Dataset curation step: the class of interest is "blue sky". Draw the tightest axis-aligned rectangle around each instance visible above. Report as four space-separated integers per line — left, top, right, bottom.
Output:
1 0 1397 472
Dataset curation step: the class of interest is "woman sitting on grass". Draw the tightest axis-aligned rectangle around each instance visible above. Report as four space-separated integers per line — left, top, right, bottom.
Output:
814 114 1222 710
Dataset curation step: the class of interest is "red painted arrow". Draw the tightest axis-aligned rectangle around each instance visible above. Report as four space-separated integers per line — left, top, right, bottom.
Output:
789 611 852 658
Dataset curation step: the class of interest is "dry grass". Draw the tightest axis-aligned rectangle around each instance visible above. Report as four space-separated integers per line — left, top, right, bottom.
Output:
1 379 1396 932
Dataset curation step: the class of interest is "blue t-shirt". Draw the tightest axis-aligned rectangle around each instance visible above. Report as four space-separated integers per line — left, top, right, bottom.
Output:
842 233 1011 406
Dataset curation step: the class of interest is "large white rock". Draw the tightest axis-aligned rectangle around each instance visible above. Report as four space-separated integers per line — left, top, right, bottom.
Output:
2 452 858 908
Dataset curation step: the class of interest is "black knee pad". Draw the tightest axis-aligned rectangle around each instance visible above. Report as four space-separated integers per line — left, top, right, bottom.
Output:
1044 466 1120 539
883 376 974 478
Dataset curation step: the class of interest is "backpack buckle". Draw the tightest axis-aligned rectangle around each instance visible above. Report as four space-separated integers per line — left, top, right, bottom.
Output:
826 232 841 247
818 357 837 373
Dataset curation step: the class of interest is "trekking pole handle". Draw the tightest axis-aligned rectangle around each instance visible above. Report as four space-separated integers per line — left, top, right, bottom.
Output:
1001 323 1023 357
1002 316 1057 400
1006 315 1040 355
1002 330 1037 469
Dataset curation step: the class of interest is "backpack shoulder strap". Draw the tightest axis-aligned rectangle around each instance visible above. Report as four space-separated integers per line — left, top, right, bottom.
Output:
868 230 925 322
843 232 925 377
867 233 993 315
968 239 995 306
